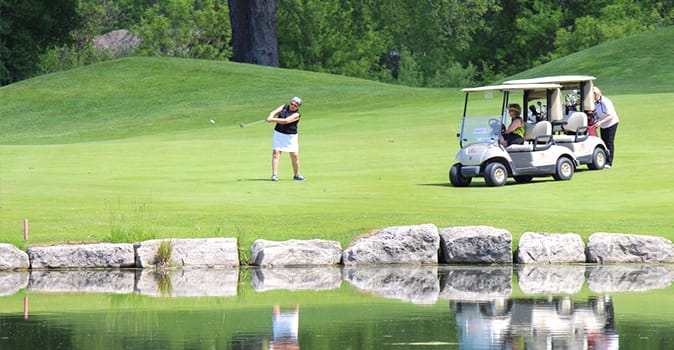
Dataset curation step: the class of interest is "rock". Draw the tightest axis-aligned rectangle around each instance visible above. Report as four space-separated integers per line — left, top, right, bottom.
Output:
517 265 585 294
93 29 140 57
251 266 342 291
343 266 439 304
516 232 586 263
29 270 135 294
342 224 440 265
587 265 674 292
28 243 135 268
0 243 30 270
439 226 512 264
250 239 342 266
135 238 239 268
586 233 674 263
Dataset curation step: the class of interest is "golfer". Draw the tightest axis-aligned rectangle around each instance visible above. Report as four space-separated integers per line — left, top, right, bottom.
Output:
266 96 304 181
592 87 620 169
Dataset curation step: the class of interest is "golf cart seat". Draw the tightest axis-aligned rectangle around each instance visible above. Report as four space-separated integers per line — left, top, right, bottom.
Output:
554 112 589 143
507 121 553 152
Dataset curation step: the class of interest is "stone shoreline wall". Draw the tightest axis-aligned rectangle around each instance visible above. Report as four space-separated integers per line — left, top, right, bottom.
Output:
1 224 673 270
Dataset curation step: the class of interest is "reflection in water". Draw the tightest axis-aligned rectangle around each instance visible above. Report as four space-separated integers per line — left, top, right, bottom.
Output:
251 266 342 291
1 265 672 349
439 266 512 300
29 270 135 294
270 305 300 350
0 272 28 296
135 268 239 297
1 265 671 297
587 264 674 292
517 265 585 294
451 296 619 350
343 265 439 304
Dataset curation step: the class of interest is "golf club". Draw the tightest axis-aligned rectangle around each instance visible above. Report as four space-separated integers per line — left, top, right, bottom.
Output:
239 119 266 128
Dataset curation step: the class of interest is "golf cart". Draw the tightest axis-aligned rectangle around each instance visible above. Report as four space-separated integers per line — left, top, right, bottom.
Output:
449 83 578 187
504 75 607 170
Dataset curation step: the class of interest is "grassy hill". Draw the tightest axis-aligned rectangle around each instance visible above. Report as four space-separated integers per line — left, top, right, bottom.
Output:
507 26 674 94
1 27 673 257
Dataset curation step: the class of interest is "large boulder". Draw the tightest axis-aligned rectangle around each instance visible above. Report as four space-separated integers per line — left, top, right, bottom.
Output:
0 243 30 270
516 232 586 263
135 238 239 268
586 233 674 263
439 226 512 264
342 224 440 265
250 239 342 266
93 29 140 57
28 243 135 268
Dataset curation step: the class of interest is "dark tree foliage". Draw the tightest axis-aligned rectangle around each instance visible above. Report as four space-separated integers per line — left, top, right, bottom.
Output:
0 0 80 85
228 0 279 66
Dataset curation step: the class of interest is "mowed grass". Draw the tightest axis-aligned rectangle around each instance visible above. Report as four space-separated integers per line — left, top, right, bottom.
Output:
1 27 673 258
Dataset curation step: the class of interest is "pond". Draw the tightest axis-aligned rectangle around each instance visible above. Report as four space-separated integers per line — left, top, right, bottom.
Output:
1 265 672 349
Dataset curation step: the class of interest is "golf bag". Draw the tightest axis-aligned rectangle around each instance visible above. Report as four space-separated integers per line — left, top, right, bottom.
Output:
586 110 597 136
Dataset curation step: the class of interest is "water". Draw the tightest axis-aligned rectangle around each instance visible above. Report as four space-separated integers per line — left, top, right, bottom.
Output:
1 265 672 349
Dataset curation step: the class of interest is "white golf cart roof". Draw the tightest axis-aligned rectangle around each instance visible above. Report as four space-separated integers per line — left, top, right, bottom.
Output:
504 75 596 85
461 83 562 93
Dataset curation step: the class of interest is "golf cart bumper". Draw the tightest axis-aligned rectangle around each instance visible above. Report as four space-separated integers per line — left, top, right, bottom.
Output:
460 165 481 177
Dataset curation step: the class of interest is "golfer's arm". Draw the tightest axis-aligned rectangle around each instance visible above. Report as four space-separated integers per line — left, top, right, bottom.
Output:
268 113 299 124
266 105 284 122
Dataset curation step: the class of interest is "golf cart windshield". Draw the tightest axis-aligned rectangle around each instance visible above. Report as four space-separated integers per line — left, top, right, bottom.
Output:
459 115 503 146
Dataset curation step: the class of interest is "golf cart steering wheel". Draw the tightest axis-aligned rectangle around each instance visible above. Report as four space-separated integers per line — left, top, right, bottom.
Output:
488 118 505 135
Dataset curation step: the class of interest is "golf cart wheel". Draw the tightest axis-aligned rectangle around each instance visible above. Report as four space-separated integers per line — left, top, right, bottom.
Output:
484 162 508 186
588 147 607 170
449 163 472 187
514 175 533 184
553 157 574 181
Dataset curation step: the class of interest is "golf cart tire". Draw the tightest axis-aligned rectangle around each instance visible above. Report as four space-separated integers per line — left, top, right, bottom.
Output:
588 147 607 170
514 175 533 184
449 163 472 187
553 157 574 181
484 162 508 187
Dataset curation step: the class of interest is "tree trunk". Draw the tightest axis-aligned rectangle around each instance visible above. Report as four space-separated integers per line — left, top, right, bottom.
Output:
228 0 279 66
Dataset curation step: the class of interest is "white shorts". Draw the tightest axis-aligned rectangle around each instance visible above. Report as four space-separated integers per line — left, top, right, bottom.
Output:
272 130 299 152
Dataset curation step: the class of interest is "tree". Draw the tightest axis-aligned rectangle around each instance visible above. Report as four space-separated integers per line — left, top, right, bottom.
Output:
228 0 278 66
277 0 389 80
0 0 80 85
134 0 231 60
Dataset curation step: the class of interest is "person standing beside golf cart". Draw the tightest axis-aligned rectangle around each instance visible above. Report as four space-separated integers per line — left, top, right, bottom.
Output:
592 87 620 169
499 103 526 147
266 96 305 181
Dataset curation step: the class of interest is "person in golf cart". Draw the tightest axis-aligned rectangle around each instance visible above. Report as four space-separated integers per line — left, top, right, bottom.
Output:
499 103 526 147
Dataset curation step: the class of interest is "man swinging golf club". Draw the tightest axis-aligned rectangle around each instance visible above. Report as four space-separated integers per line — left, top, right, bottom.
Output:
266 96 305 181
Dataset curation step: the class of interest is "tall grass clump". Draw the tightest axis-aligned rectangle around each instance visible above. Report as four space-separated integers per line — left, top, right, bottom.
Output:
155 239 173 267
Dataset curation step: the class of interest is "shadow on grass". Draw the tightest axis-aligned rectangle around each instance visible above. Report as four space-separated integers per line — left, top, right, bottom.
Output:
418 178 556 187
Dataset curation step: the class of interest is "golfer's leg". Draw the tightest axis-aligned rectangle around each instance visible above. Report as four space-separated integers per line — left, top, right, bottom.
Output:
290 152 300 176
272 150 281 175
605 125 618 165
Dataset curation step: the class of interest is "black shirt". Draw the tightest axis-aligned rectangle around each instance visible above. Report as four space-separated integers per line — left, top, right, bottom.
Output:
274 105 300 135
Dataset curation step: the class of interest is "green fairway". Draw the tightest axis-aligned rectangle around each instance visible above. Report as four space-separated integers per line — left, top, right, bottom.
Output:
2 27 673 259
